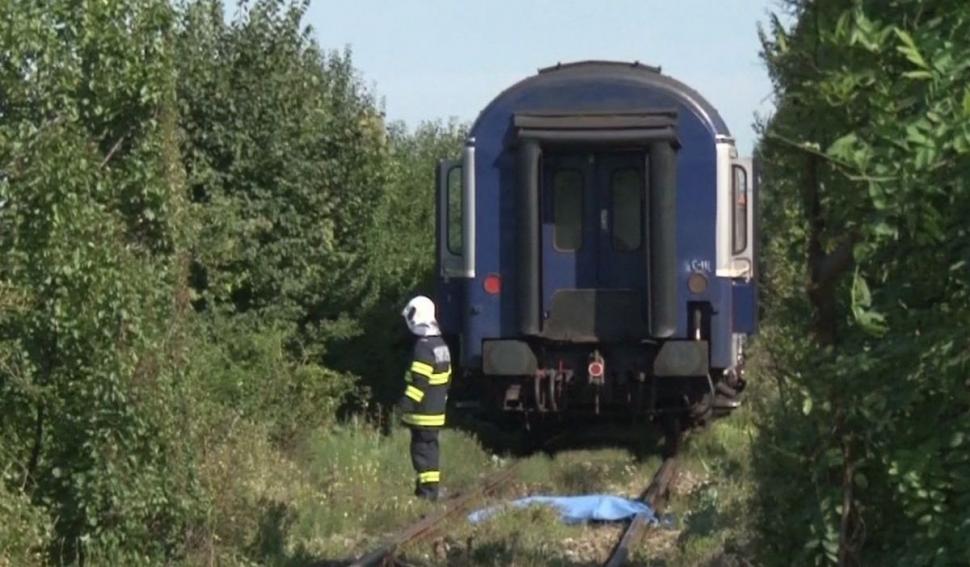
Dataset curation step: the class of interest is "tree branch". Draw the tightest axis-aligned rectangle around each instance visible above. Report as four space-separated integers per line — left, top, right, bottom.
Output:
816 236 857 288
25 404 44 487
99 134 128 169
838 421 859 567
766 132 897 183
99 107 161 169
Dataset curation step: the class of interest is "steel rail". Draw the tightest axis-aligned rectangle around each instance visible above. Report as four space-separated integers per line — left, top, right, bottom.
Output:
346 461 522 567
601 455 680 567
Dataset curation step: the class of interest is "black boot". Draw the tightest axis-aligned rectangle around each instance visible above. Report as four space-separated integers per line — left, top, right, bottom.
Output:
415 481 439 501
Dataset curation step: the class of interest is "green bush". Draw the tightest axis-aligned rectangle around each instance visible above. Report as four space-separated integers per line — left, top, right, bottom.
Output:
1 0 396 563
0 0 203 562
185 316 360 444
0 479 51 567
752 1 970 564
326 121 467 408
176 0 388 341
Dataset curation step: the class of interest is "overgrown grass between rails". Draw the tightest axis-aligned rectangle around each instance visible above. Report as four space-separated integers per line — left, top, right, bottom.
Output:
178 404 761 567
443 392 761 567
294 424 498 542
179 420 499 565
656 374 763 566
415 433 670 567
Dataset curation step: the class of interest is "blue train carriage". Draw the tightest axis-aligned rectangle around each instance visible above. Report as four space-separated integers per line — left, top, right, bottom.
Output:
434 61 757 424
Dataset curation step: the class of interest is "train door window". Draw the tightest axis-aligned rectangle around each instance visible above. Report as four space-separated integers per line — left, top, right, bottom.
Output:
732 164 748 254
611 168 642 251
447 166 463 255
553 169 583 251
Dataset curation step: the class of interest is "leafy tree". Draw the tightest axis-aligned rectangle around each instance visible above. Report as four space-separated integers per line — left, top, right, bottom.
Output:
173 0 395 440
753 1 970 564
327 120 467 412
0 0 199 562
177 0 388 342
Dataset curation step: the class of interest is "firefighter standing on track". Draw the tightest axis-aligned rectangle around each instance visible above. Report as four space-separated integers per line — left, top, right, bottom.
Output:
399 295 452 501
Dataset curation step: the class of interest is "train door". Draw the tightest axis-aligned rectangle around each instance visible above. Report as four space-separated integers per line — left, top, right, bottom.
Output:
540 151 647 336
595 154 646 290
435 159 464 335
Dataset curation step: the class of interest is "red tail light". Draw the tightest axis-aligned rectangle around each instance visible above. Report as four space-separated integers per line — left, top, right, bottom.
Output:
484 274 501 295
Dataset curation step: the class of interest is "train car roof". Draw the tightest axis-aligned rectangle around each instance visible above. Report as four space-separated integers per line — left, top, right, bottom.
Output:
471 60 731 139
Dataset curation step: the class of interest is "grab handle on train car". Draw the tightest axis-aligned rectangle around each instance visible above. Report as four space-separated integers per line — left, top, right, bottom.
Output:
461 138 476 278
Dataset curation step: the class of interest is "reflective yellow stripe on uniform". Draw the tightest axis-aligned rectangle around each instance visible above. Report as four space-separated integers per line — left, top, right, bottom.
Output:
412 361 450 385
402 413 446 427
418 470 440 484
405 385 424 402
428 369 451 385
410 361 434 378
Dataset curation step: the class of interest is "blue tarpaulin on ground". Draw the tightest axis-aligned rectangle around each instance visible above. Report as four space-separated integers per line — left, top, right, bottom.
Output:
467 495 658 525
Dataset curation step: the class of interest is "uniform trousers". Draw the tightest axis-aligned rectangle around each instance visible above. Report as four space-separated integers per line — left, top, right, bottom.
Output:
409 427 440 499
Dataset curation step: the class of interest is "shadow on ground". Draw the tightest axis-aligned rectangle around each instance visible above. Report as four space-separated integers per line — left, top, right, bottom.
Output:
449 410 674 462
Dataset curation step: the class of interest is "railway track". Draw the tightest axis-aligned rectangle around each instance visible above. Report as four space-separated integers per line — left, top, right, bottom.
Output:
601 454 679 567
344 447 681 567
346 460 523 567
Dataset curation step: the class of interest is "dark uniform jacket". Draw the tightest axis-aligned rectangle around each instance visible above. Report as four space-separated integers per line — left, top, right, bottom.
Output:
399 335 451 429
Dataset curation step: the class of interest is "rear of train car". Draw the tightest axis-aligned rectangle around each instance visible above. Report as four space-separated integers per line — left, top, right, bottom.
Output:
434 61 757 423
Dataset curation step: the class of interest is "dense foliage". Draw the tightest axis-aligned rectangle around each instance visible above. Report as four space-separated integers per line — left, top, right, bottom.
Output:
753 0 970 565
4 0 967 565
177 1 387 335
174 0 387 443
327 120 467 411
0 0 461 563
0 0 197 562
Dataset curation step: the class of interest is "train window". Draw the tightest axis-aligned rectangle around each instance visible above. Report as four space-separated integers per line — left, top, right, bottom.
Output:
732 164 748 254
553 169 583 251
447 166 463 255
611 168 642 251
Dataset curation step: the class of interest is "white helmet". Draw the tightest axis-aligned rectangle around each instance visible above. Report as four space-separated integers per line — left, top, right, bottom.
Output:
402 295 440 336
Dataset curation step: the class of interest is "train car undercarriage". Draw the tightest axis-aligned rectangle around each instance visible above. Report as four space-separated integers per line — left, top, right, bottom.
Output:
454 340 747 428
